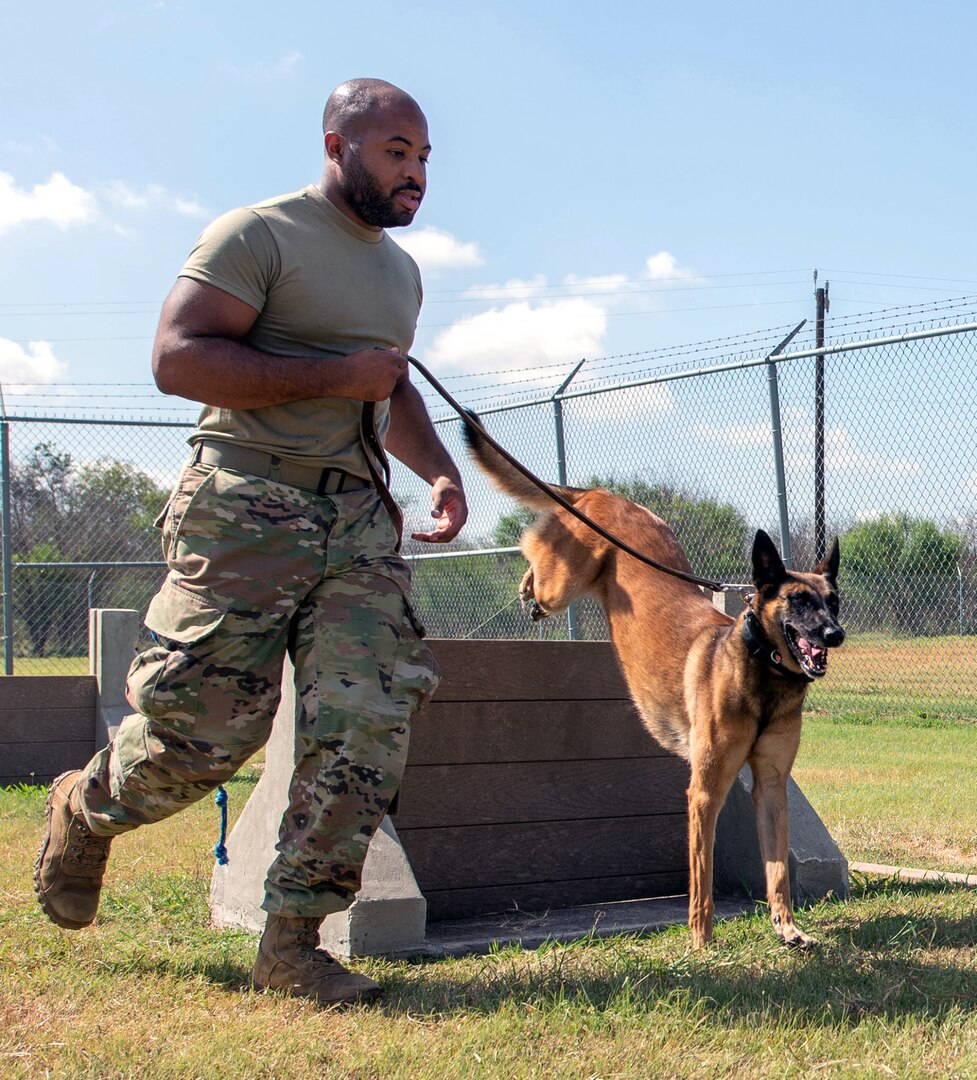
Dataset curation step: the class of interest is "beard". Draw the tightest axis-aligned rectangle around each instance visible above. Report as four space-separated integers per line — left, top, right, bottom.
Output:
341 150 421 228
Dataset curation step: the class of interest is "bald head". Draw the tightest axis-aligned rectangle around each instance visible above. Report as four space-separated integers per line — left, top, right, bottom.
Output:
323 79 422 139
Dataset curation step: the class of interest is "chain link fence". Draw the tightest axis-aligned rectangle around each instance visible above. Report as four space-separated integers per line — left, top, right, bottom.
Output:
4 308 977 722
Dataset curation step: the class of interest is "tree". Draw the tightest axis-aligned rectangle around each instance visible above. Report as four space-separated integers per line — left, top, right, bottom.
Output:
493 507 535 548
841 513 965 635
10 446 170 657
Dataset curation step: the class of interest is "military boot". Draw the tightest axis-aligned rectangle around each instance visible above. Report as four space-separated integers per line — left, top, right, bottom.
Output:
34 770 113 929
251 915 381 1005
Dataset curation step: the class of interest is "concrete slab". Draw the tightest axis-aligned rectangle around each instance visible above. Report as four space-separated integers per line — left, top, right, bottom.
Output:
850 861 977 888
418 894 756 957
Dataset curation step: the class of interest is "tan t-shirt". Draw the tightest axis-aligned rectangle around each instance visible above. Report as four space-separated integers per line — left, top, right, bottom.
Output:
179 184 422 478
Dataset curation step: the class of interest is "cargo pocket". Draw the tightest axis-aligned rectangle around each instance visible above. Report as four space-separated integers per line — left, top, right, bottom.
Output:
161 464 219 569
391 596 440 713
127 578 228 725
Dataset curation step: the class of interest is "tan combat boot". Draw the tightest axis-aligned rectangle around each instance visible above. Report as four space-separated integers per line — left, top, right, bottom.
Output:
34 770 113 929
251 915 381 1005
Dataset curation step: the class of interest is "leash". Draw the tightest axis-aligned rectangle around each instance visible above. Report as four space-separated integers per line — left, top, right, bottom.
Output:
407 353 730 593
406 320 806 596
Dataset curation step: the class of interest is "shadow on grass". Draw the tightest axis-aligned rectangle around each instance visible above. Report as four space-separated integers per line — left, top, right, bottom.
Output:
89 878 977 1026
370 878 977 1025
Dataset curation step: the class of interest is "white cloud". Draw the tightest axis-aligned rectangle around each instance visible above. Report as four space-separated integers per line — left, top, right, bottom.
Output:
426 298 607 384
563 272 631 294
462 275 549 302
0 171 97 233
394 226 483 271
825 429 921 477
2 134 61 156
694 419 922 477
220 51 302 83
570 381 675 422
0 338 68 389
101 181 208 218
645 251 699 281
694 421 771 448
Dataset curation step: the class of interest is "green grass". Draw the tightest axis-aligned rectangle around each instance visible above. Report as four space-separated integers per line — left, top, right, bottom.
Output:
6 723 977 1077
796 712 977 874
5 655 89 676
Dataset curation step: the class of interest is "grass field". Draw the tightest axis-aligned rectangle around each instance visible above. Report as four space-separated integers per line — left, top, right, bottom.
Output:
5 636 977 1076
6 655 89 676
5 709 977 1076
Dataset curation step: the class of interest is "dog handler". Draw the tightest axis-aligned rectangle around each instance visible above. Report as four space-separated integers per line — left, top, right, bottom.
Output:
34 78 467 1005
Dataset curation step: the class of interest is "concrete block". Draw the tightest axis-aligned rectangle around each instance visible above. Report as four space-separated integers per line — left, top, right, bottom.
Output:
712 589 747 617
713 766 849 904
88 608 139 746
209 657 428 958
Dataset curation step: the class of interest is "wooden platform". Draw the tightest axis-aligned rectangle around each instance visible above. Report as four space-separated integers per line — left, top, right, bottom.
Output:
0 675 97 786
394 639 691 921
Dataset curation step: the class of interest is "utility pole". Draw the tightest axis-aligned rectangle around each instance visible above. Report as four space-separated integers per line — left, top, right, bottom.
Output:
814 270 829 561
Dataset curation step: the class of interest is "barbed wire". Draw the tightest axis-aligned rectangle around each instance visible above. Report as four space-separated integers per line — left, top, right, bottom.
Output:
4 292 976 420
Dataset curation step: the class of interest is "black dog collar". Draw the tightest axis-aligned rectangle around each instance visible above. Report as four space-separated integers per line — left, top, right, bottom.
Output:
742 610 808 680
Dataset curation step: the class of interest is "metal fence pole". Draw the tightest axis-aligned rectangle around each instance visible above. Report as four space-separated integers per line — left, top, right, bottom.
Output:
1 421 13 674
814 278 829 561
553 359 586 639
764 321 807 570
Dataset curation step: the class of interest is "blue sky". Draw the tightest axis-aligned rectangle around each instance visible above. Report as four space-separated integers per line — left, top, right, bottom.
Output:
2 0 976 422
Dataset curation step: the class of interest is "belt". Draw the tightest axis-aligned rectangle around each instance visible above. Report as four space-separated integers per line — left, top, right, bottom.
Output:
192 440 366 495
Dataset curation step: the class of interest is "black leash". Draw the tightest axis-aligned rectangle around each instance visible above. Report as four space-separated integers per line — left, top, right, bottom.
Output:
405 320 806 596
406 353 729 593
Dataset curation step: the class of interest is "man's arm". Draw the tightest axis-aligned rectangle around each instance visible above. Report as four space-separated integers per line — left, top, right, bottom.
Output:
152 277 409 407
385 379 468 544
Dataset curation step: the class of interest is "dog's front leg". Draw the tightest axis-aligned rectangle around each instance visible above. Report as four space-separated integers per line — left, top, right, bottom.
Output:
686 739 749 948
750 732 816 949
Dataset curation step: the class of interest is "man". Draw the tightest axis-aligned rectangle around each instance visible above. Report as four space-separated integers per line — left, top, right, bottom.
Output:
34 78 467 1006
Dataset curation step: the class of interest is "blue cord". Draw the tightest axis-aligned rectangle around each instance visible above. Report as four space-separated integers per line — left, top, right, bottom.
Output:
214 785 229 864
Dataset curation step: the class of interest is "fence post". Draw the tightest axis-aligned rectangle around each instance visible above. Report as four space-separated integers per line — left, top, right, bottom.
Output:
814 277 830 561
1 421 13 675
553 359 586 639
764 321 807 570
88 608 139 747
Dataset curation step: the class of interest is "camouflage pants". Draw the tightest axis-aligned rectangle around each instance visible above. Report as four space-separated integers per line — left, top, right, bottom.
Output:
76 460 439 918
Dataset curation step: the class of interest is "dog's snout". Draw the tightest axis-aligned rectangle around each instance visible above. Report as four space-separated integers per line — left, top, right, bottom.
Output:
824 624 845 647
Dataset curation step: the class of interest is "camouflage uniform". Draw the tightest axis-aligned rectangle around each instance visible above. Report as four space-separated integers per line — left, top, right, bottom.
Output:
75 459 439 918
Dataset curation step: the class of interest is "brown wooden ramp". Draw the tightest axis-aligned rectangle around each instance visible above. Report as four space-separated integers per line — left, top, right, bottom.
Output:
394 639 691 922
0 675 97 786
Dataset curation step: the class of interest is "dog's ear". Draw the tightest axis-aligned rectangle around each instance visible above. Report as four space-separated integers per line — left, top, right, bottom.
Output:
814 536 840 585
751 529 787 589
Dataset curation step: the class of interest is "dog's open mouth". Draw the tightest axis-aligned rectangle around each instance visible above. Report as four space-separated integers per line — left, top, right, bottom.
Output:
784 626 828 678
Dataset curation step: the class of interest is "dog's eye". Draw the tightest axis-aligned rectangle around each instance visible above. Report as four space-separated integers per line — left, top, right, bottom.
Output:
827 593 840 615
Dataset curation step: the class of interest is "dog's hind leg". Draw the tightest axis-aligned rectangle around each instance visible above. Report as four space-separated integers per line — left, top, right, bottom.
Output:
749 723 815 949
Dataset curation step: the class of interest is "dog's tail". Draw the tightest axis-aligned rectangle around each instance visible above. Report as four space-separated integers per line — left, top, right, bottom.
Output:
461 410 587 510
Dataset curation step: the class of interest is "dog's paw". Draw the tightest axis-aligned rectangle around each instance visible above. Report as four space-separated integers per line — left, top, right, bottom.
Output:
526 600 548 623
780 927 818 951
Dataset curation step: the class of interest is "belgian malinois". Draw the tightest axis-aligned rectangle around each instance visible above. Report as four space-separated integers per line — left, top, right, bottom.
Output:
464 419 844 948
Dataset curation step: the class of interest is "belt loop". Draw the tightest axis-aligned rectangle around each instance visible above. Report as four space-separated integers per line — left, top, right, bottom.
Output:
268 454 281 483
191 442 203 465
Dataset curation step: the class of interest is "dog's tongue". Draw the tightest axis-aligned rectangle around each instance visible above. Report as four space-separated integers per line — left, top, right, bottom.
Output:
798 637 826 663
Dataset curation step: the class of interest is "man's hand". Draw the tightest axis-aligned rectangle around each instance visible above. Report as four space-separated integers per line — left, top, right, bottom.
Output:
338 347 410 401
411 477 468 543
